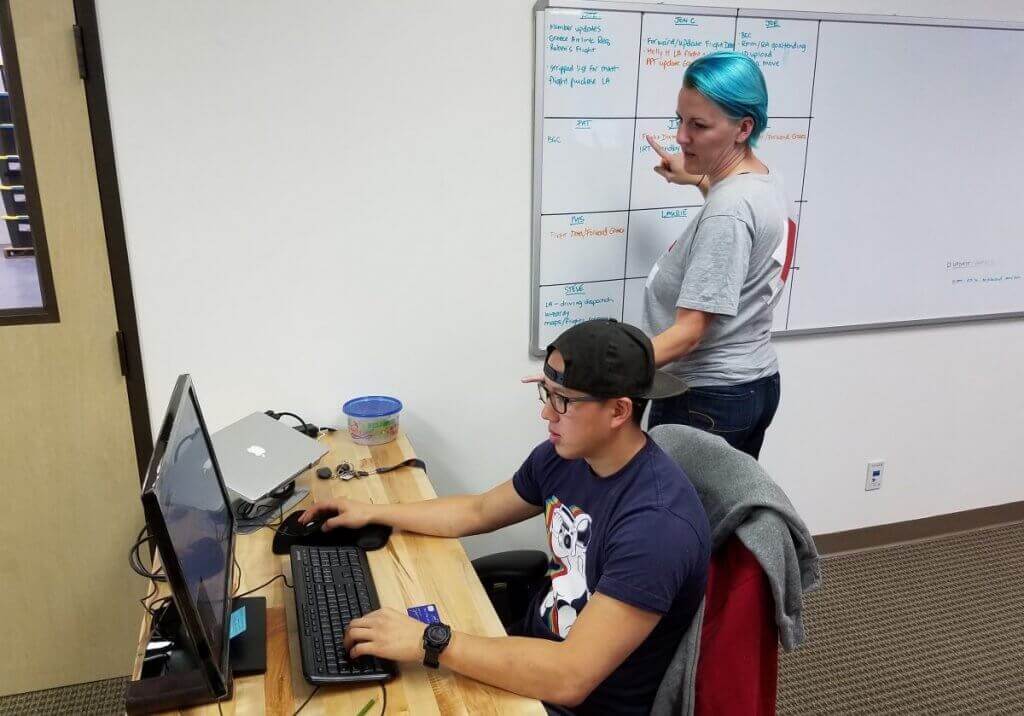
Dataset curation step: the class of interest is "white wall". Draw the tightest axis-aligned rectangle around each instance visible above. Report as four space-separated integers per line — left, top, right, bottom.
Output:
96 0 1024 558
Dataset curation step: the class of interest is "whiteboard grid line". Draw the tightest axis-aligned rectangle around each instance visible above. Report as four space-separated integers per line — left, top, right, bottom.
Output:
542 115 813 120
542 204 705 216
543 2 1024 32
740 16 1024 32
531 10 548 355
618 11 647 325
542 277 651 289
783 19 822 331
774 311 1024 339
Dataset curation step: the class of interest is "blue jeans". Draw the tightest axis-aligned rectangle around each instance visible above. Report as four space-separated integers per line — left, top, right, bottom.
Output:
647 373 781 459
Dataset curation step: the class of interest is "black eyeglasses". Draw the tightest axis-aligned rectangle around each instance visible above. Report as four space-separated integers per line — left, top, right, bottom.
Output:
537 382 605 415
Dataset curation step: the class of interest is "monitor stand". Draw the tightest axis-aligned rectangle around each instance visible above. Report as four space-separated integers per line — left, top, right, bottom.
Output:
125 597 267 715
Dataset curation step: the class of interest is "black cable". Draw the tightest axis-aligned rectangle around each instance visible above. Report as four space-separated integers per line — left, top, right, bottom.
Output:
138 579 159 615
293 685 320 715
268 480 297 500
236 499 280 521
147 597 175 641
235 486 310 526
232 556 241 597
257 519 286 535
129 525 166 582
268 410 320 437
272 410 309 428
147 596 172 621
267 409 339 436
380 682 387 714
232 553 292 598
236 573 292 598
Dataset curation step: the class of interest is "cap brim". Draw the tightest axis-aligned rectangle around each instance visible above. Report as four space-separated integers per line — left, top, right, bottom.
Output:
639 370 689 399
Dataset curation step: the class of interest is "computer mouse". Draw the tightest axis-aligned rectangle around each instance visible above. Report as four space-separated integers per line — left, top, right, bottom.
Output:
299 516 326 536
272 510 393 555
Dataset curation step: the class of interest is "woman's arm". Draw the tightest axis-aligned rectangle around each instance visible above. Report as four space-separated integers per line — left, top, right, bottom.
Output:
646 135 709 196
652 308 714 367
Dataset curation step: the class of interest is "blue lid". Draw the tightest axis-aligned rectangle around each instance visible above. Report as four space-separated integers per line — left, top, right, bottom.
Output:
343 395 402 418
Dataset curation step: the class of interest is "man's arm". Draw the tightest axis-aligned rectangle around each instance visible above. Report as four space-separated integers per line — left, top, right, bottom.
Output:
300 478 542 538
345 593 661 707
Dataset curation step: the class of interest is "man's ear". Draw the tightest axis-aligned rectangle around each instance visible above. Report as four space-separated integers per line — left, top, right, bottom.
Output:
610 398 632 428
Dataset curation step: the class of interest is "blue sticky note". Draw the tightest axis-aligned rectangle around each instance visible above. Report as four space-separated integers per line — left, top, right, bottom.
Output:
229 606 247 639
407 604 441 625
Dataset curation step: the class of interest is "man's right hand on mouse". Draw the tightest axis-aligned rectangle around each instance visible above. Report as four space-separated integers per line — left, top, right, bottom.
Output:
299 498 378 531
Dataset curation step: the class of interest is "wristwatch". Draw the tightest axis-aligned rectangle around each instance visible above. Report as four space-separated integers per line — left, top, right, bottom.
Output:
422 623 452 668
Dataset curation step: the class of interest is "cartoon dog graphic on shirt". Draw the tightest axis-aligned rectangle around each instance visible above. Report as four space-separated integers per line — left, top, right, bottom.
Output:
541 497 592 638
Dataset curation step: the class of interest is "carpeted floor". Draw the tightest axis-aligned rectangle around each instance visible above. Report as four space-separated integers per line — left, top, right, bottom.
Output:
2 522 1022 714
0 677 127 715
778 521 1024 714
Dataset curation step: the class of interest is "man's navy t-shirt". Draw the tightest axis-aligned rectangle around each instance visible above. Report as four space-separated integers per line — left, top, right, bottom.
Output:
512 437 710 715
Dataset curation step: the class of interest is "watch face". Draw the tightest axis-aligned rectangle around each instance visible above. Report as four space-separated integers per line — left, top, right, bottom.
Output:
426 624 449 643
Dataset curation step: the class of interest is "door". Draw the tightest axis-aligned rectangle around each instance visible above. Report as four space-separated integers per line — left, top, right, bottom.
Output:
0 0 145 695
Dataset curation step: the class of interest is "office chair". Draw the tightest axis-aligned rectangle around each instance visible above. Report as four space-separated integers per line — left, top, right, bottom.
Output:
648 423 819 716
471 549 549 629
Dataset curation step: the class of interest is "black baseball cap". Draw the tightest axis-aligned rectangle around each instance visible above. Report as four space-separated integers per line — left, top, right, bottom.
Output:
544 319 688 400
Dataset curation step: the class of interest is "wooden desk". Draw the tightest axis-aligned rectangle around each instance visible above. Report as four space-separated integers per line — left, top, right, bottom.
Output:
131 430 545 715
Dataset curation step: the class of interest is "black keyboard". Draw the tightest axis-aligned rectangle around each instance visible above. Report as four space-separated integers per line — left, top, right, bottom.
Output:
290 545 395 684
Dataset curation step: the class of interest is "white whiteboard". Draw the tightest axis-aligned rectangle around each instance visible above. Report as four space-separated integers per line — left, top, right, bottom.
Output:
530 2 1024 353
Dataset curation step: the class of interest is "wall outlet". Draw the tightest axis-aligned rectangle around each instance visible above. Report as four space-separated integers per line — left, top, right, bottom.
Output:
865 461 884 491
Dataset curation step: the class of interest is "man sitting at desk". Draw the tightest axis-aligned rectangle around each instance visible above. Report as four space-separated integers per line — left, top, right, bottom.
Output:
300 319 710 715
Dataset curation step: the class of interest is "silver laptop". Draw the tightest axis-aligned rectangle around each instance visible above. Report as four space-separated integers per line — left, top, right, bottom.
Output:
211 412 328 503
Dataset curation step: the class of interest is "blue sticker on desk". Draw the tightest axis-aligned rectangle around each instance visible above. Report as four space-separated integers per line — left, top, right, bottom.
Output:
230 606 247 639
407 604 441 625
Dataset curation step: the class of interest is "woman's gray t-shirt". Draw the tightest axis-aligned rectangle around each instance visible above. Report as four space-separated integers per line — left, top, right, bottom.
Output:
641 172 792 387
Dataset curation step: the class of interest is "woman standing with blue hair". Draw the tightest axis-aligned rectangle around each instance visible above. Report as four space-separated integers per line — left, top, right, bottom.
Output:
643 51 791 459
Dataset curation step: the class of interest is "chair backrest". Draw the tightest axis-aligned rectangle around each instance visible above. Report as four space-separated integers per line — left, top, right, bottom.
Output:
648 425 818 586
693 535 778 715
649 424 819 716
649 424 774 524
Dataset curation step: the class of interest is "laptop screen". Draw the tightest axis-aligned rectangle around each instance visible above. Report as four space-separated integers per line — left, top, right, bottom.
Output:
151 385 233 673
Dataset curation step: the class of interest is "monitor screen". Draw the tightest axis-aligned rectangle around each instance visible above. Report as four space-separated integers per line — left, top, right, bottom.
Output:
143 375 234 690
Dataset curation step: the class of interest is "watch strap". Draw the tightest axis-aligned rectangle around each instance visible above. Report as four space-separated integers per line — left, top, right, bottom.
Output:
422 623 451 669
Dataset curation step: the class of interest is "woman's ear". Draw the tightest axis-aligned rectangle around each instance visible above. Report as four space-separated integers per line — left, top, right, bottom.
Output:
735 116 755 144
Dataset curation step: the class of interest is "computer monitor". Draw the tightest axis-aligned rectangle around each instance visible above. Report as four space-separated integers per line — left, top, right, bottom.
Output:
140 374 235 698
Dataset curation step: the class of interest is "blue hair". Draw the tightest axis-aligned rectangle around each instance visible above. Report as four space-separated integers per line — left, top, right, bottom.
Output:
683 52 768 147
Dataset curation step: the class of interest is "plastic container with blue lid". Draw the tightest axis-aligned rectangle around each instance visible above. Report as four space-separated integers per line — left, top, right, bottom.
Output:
342 396 402 445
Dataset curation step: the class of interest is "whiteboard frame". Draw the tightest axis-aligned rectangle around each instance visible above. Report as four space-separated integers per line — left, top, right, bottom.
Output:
530 0 1024 355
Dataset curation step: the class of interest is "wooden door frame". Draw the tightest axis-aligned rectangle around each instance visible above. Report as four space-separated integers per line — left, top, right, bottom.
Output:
0 1 60 324
68 0 153 476
0 0 152 476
